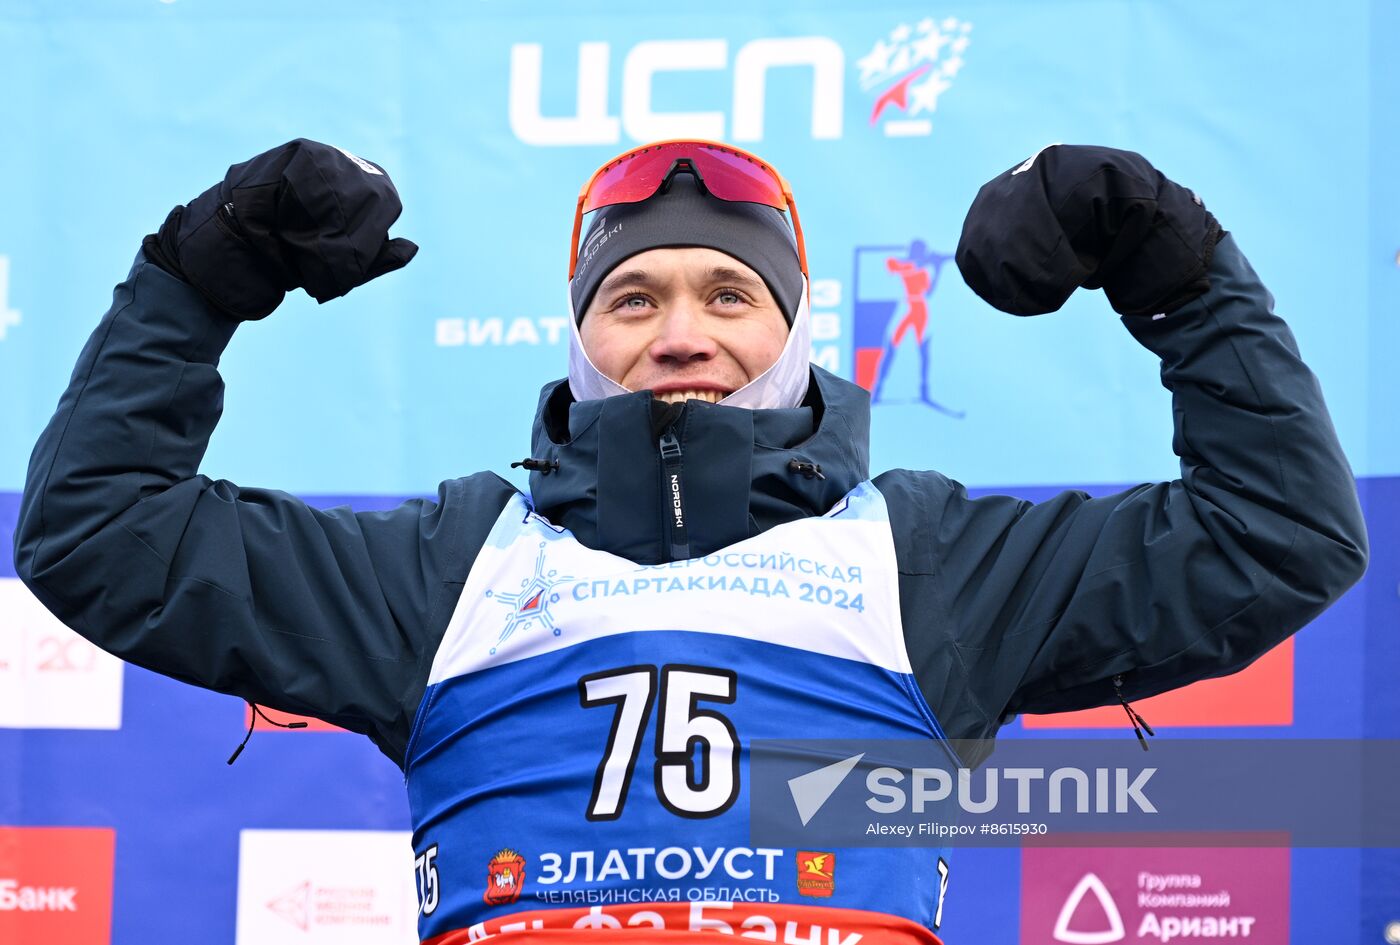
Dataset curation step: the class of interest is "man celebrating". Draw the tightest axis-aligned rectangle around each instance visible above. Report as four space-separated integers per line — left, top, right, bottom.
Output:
13 139 1367 943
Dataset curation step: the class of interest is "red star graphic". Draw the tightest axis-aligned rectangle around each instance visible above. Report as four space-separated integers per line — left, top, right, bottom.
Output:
869 64 932 124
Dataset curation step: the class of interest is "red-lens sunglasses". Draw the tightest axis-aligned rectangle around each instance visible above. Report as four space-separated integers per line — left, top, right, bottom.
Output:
568 139 808 280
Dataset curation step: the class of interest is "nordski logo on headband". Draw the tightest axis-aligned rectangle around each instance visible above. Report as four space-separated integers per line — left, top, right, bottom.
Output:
577 217 623 280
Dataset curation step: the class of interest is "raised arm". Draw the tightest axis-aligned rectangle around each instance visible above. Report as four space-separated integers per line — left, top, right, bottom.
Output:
12 141 514 766
885 146 1368 745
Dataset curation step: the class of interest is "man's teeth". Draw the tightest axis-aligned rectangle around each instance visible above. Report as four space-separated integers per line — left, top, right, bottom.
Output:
655 390 727 404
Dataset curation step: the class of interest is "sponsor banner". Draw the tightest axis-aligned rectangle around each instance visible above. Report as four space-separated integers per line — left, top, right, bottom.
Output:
0 2 1378 496
0 826 114 944
0 578 123 730
1020 844 1288 945
751 738 1400 848
505 19 972 148
235 829 417 945
1022 640 1294 730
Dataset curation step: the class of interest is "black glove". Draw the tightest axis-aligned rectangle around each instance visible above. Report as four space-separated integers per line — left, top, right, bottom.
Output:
955 144 1223 317
143 139 418 321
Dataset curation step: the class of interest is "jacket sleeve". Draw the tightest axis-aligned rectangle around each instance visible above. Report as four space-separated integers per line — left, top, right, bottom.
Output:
11 252 516 766
884 233 1368 736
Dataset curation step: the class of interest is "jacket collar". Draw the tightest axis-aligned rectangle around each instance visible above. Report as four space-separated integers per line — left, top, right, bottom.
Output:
527 367 871 564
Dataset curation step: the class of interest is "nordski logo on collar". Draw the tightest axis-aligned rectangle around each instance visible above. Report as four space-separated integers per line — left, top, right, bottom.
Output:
485 543 573 654
669 474 684 528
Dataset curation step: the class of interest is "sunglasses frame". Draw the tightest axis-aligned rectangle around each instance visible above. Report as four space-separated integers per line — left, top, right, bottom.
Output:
568 138 809 281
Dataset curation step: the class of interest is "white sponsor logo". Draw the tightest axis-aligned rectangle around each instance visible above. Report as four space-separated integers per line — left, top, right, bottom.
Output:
435 316 573 347
537 846 785 887
509 37 844 146
1052 870 1261 943
857 17 973 137
0 879 78 912
265 881 393 933
334 147 384 176
236 830 417 944
506 21 975 146
0 255 21 340
432 280 842 367
0 578 124 730
808 278 842 373
1013 142 1063 175
1055 873 1126 944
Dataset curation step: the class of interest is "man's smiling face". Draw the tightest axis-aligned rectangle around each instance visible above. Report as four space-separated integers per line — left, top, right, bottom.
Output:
578 247 790 406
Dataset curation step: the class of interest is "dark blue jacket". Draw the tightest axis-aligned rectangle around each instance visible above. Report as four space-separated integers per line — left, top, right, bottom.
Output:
12 234 1368 770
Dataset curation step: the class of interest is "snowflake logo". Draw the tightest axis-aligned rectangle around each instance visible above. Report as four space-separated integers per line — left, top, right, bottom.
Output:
857 16 972 136
485 542 574 654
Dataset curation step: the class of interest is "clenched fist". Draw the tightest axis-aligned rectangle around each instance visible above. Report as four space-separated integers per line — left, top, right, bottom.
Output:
144 139 418 321
956 144 1223 318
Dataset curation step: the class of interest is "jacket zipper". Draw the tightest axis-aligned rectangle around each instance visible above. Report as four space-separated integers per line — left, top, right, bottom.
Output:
658 428 690 560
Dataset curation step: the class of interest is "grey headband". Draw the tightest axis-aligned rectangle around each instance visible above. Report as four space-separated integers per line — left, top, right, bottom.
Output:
570 174 803 324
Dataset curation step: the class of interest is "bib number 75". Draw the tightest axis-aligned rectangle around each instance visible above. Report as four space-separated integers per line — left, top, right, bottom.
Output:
579 664 738 821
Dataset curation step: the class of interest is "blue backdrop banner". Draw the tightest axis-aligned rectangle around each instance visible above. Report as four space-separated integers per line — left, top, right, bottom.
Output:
0 2 1393 943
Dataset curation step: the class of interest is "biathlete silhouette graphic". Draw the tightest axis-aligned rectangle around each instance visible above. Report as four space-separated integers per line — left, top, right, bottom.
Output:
870 238 963 417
